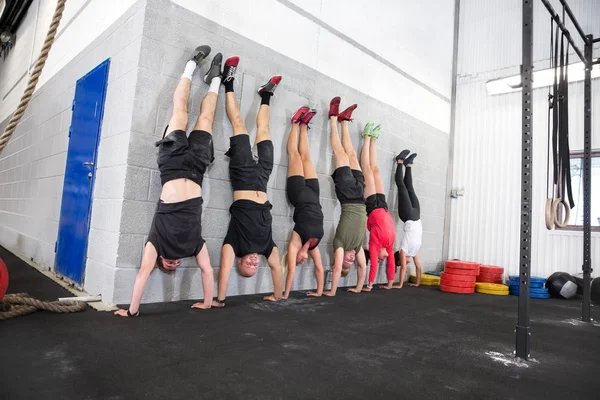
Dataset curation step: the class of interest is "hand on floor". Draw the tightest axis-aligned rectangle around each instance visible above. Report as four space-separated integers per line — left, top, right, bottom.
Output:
114 309 130 317
361 286 372 292
191 302 211 309
211 300 225 308
347 288 362 294
322 291 335 297
263 295 278 302
306 292 322 297
392 284 404 289
409 283 420 287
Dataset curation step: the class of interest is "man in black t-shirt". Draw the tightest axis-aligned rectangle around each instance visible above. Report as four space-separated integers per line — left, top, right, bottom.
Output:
115 46 221 317
213 56 284 306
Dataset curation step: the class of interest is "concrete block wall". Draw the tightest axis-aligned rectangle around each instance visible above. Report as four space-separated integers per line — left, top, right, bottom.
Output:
0 2 145 293
110 0 449 304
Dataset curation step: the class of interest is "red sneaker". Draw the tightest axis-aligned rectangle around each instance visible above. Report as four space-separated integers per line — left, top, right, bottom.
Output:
299 108 317 125
222 56 240 84
338 104 358 122
258 75 282 96
329 96 341 117
291 106 310 124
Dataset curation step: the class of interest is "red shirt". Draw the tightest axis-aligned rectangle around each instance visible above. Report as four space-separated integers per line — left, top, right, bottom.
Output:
367 208 396 283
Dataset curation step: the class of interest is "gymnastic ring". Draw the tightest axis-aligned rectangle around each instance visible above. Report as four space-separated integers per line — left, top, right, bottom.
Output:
552 198 570 228
545 198 554 230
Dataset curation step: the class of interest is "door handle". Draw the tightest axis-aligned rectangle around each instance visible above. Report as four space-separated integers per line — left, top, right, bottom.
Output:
83 161 94 167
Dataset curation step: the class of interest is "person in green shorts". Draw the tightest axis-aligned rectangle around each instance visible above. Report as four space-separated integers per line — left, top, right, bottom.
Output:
323 96 367 296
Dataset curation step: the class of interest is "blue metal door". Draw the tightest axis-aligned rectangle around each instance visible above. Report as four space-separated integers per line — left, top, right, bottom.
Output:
55 59 110 284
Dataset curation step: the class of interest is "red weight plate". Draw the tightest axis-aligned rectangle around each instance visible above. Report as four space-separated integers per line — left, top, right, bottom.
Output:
440 272 476 282
0 257 8 302
444 266 480 276
479 265 504 274
445 260 480 270
440 284 475 294
440 279 475 288
479 271 504 279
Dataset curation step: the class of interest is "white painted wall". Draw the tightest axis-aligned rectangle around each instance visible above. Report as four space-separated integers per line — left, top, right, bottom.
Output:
450 0 600 278
0 0 136 122
172 0 455 133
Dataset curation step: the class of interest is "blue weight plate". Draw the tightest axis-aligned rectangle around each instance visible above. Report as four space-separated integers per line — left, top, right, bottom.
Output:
508 276 546 283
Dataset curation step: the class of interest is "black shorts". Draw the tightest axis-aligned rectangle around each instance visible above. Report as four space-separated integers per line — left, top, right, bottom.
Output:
366 193 388 215
332 166 365 205
155 129 214 187
225 134 273 192
287 176 320 206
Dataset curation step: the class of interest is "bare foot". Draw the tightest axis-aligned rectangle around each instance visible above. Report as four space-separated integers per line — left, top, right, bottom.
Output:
379 284 393 290
409 283 420 287
362 286 372 292
347 288 362 294
191 302 211 310
322 291 336 297
392 284 404 289
281 294 289 300
307 292 322 297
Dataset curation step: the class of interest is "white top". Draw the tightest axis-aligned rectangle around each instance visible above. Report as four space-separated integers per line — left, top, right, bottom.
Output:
399 219 423 257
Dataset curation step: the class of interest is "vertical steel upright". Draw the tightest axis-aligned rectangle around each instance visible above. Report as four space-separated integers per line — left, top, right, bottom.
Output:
516 0 534 360
581 34 593 322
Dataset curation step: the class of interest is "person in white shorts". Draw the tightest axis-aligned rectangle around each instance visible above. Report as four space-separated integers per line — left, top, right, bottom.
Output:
393 150 423 288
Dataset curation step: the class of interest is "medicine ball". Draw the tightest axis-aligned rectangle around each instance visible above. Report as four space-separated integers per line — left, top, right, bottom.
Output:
545 272 578 299
591 277 600 305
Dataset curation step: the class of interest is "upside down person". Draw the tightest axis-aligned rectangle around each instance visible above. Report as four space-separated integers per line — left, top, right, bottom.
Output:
323 97 368 296
283 106 325 298
115 46 221 316
359 122 396 291
212 56 284 307
393 150 423 288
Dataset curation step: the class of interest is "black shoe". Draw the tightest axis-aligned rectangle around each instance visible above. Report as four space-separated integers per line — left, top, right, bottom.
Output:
189 45 211 64
203 53 222 84
404 153 418 166
222 56 240 84
258 75 282 96
395 149 410 163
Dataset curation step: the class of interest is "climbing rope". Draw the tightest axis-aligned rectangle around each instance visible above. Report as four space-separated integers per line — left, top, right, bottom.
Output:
0 0 67 155
0 293 86 320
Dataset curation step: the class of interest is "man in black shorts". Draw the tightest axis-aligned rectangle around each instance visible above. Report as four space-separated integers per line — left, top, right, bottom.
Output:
212 56 284 306
323 96 368 297
283 106 325 298
115 46 222 317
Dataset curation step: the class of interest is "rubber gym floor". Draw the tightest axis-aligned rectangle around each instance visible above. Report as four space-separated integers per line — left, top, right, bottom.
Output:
1 246 599 400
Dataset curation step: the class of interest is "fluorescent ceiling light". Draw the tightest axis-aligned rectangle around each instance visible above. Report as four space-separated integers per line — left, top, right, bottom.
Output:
486 62 599 95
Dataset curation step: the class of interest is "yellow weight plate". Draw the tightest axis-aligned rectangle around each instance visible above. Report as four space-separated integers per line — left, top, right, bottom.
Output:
475 282 508 291
476 288 509 295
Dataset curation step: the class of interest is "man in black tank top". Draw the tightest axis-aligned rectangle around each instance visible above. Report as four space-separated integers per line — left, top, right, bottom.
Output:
212 56 284 307
282 106 325 299
115 46 222 317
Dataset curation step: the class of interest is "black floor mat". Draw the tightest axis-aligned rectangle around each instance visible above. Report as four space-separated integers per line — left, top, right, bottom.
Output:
1 246 599 400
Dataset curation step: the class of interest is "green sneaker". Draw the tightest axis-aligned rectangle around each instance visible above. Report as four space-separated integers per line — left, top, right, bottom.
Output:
362 122 375 137
371 124 382 138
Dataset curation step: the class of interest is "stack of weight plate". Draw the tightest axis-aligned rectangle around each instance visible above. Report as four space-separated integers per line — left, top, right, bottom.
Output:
439 260 480 294
477 265 504 284
409 274 440 286
475 282 509 296
506 276 550 298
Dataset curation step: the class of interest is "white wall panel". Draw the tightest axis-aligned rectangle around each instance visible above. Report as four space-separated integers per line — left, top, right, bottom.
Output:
172 0 455 133
451 0 600 278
